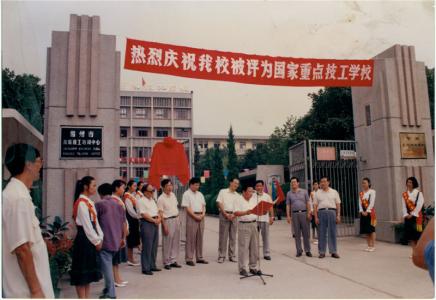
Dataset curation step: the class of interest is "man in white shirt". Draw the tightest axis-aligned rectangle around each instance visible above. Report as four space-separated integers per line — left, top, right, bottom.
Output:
216 178 240 263
157 179 182 270
254 180 274 260
313 176 341 259
234 185 259 276
2 143 54 298
182 177 208 266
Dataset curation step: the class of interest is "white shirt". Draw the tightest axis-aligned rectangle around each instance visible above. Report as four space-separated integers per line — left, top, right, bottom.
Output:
124 192 139 219
75 194 104 246
2 178 55 298
313 188 341 209
216 188 240 212
358 189 376 213
402 189 424 218
137 195 159 217
255 192 273 222
182 189 206 213
235 195 258 222
157 192 179 218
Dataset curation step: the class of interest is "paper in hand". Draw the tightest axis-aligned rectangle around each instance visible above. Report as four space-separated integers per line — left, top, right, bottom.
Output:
250 200 273 216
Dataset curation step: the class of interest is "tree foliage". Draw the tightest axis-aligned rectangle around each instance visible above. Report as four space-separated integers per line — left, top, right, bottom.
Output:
426 67 434 129
2 68 45 133
226 126 239 180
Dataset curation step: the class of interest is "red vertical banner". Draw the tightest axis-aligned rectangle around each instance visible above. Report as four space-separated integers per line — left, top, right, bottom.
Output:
124 38 374 87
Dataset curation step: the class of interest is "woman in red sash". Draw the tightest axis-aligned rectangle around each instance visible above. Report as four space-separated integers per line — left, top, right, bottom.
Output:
402 177 425 248
70 176 104 298
124 180 141 266
359 178 377 252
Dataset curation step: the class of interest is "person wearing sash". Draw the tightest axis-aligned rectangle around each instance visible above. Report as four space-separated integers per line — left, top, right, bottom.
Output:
111 180 129 287
124 180 140 266
2 144 54 298
234 185 259 276
402 176 425 250
255 180 274 260
157 179 182 270
358 178 377 252
137 183 162 275
309 181 320 245
70 176 104 298
136 182 145 252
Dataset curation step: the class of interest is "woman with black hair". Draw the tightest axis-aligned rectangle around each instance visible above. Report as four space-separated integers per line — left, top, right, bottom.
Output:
359 178 377 251
402 176 425 249
70 176 103 298
124 180 141 266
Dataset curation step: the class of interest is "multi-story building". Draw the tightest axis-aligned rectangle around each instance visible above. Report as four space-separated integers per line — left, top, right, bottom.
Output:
119 90 193 180
194 135 269 156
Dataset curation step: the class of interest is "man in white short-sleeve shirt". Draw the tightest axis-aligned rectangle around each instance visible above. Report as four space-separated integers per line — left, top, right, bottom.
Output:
2 144 54 298
216 178 240 263
182 177 208 266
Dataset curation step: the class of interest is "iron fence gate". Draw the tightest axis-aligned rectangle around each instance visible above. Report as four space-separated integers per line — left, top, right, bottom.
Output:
289 140 359 236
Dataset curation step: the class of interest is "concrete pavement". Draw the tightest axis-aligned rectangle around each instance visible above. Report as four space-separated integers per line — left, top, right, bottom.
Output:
60 216 434 298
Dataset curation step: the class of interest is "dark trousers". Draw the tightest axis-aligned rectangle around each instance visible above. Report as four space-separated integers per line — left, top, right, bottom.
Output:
291 211 311 253
318 210 337 254
140 220 159 272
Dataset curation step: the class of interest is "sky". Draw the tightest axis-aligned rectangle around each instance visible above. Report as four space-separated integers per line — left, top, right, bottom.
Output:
2 1 435 136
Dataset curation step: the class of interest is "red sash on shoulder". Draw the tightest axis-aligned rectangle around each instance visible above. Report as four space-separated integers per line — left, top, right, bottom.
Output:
360 191 377 227
123 193 137 207
73 197 97 223
403 191 423 232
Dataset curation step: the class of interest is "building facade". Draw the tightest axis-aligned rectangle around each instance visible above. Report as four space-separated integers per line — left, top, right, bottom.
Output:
194 135 269 156
119 90 193 181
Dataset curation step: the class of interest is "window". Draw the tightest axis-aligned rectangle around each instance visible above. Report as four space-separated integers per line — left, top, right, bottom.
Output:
134 147 151 158
120 108 128 118
133 96 151 107
174 109 191 120
120 167 127 178
156 129 169 137
154 108 170 119
176 128 190 138
135 167 146 178
239 142 246 150
120 147 128 158
204 143 208 149
135 108 147 118
120 127 128 138
365 105 371 126
174 98 191 107
136 128 148 137
120 96 130 106
214 143 220 149
153 97 171 107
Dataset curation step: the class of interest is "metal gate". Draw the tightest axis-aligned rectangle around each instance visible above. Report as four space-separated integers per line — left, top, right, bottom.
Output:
289 140 359 236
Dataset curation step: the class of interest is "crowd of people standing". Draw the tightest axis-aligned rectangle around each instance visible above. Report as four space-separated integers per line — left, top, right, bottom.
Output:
2 142 432 298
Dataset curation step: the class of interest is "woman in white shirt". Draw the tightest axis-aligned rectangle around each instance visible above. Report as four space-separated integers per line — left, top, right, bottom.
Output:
124 180 140 266
358 178 377 252
70 176 104 298
402 176 425 248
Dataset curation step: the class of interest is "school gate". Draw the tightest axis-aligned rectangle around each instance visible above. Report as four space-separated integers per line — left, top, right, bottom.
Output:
289 140 359 237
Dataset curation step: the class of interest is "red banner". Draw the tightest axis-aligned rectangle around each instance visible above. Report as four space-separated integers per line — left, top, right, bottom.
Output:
124 38 374 87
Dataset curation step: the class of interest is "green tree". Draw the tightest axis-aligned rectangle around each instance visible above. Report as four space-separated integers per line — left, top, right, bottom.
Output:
226 126 239 180
210 147 226 193
193 143 201 177
2 68 45 133
426 67 434 129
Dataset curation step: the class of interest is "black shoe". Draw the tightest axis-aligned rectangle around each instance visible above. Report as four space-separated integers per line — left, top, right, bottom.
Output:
164 265 171 270
264 256 271 260
331 253 340 259
319 253 326 258
99 294 116 299
186 261 195 266
142 271 153 275
239 270 249 276
249 268 259 275
296 252 302 257
151 268 161 272
196 259 209 264
229 258 237 263
306 252 313 257
170 262 182 268
101 288 108 296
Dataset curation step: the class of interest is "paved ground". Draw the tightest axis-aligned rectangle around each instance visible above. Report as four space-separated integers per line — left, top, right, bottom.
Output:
60 216 434 299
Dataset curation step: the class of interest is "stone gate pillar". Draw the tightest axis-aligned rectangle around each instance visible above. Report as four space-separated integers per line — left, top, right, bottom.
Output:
43 14 120 223
352 45 434 242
